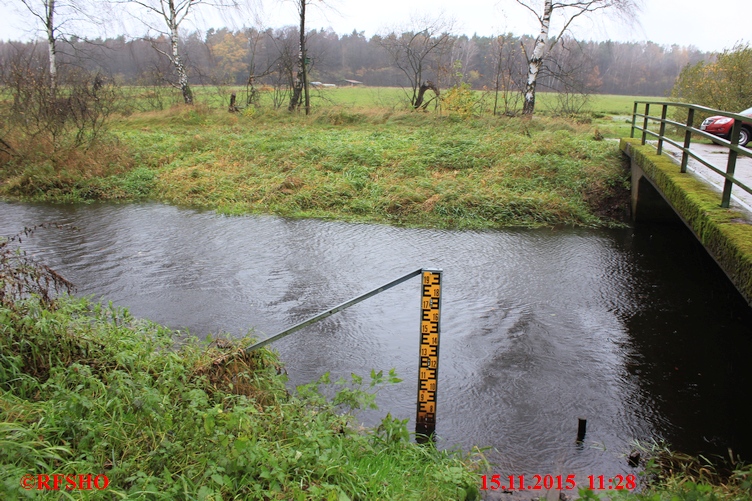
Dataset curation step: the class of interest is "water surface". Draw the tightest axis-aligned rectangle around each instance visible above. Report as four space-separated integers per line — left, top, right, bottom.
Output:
2 201 750 483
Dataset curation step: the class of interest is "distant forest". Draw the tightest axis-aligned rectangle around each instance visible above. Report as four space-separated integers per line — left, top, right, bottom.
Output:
0 27 711 98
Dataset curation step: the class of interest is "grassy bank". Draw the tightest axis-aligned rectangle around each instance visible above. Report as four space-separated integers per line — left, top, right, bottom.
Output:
0 243 483 501
0 106 630 229
1 296 484 500
4 300 752 501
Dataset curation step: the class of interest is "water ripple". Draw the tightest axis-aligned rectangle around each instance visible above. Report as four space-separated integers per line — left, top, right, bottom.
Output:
2 201 751 475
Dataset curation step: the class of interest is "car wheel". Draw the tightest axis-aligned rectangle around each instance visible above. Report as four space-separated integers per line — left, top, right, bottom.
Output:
740 127 750 147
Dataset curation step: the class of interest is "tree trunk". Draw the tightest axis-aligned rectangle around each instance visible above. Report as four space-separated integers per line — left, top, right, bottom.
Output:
288 0 308 114
228 92 238 112
523 0 552 115
171 20 192 105
414 81 438 110
300 2 309 115
46 0 57 96
289 75 302 111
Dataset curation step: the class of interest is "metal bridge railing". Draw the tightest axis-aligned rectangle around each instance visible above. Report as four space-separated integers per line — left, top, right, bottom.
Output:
631 101 752 208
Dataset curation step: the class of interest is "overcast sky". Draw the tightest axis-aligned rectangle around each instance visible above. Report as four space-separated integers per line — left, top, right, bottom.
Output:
0 0 749 53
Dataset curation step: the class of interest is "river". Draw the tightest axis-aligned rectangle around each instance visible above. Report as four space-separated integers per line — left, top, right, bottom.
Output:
2 201 751 484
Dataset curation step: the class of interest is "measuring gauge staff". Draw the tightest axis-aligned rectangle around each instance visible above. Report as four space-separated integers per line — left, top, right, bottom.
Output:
416 269 442 440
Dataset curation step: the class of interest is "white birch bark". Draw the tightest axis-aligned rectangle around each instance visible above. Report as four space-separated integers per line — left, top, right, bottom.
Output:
522 0 552 115
515 0 640 115
18 0 61 94
288 0 310 113
45 0 58 94
168 10 192 104
123 0 208 104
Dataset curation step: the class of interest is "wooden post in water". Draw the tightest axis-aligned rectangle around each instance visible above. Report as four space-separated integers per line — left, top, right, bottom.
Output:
416 269 442 442
577 418 587 442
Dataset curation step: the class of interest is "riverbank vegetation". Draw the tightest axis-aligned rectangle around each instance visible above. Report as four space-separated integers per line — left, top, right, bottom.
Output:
615 442 752 501
0 99 631 229
0 295 486 500
0 233 483 500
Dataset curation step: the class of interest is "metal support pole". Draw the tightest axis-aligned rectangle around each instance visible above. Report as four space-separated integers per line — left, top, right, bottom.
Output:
722 120 742 208
242 268 423 353
657 104 668 155
681 108 694 173
630 102 638 138
238 267 446 443
577 418 587 442
641 103 650 145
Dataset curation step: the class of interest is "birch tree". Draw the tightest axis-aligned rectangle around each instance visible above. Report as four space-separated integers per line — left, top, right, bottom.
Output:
14 0 93 95
287 0 331 114
287 0 309 113
122 0 247 104
514 0 639 115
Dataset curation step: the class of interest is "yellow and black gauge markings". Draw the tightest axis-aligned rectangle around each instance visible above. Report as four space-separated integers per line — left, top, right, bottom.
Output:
416 269 442 439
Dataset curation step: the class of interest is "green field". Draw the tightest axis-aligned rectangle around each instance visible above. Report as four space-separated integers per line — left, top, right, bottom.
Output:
112 85 663 142
123 84 664 115
0 86 659 228
1 105 632 228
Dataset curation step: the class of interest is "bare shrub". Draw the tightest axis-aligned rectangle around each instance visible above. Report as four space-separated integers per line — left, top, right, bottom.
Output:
0 225 75 310
0 45 122 170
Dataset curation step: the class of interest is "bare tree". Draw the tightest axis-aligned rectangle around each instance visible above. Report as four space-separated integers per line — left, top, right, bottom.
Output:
0 43 121 166
119 0 246 104
287 0 308 112
13 0 96 95
268 27 297 109
490 33 526 115
286 0 337 114
448 35 478 87
378 16 454 109
121 0 198 104
243 28 279 107
514 0 639 115
544 36 602 115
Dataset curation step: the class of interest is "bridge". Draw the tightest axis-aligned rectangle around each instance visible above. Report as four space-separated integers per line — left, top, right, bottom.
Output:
622 101 752 307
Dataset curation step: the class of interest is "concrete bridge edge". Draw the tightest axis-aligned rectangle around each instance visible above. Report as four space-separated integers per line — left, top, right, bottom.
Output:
620 138 752 307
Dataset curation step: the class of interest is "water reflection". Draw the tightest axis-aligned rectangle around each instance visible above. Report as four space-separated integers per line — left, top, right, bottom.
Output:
1 201 750 480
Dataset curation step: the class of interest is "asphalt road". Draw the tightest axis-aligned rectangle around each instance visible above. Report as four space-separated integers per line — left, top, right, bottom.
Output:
659 141 752 214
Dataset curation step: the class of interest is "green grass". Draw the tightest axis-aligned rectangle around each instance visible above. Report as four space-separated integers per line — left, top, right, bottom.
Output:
0 82 664 116
114 84 665 117
1 105 632 228
1 85 663 228
0 292 483 500
140 108 630 228
0 229 483 500
572 439 752 501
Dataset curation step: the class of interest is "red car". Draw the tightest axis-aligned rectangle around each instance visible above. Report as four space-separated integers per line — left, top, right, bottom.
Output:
700 106 752 147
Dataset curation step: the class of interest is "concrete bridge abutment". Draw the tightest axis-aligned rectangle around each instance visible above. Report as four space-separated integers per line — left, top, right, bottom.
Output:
621 138 752 307
631 162 683 224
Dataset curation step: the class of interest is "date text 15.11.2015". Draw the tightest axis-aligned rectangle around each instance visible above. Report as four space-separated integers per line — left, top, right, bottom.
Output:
480 474 637 491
